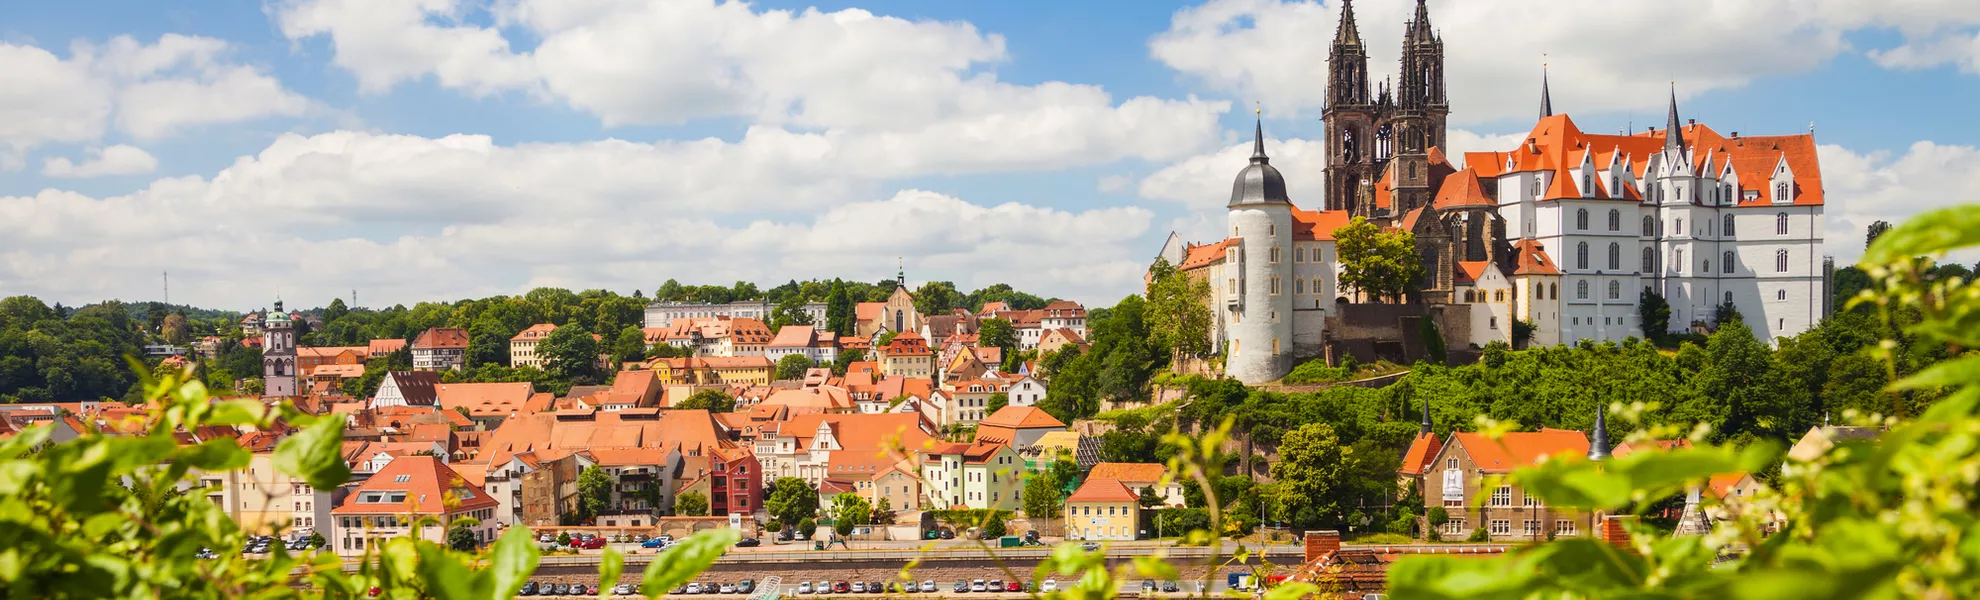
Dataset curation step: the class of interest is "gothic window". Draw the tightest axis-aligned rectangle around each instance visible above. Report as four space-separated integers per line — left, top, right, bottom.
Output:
1548 283 1558 300
1269 223 1276 236
1269 247 1281 263
1494 290 1505 302
1776 213 1789 235
1777 289 1787 301
1723 214 1736 237
1576 209 1589 230
1777 249 1789 273
1725 291 1735 304
1674 249 1684 272
1576 280 1590 299
1575 242 1589 269
1642 247 1655 274
1642 216 1655 237
1612 176 1621 196
1583 173 1592 195
1608 243 1621 271
1295 278 1305 295
1722 251 1736 274
1608 209 1620 231
1270 276 1282 295
1295 246 1305 262
1776 183 1789 202
1532 177 1542 198
1608 280 1621 300
1677 218 1685 234
1702 259 1711 274
1676 186 1683 201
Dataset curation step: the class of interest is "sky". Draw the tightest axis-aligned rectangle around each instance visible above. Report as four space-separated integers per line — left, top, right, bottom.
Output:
2 0 1978 312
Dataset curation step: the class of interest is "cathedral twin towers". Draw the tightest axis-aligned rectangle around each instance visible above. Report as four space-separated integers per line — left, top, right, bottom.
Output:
1322 0 1449 220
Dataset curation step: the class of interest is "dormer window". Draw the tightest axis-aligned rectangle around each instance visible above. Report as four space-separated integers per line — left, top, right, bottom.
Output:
1775 183 1789 203
1531 177 1542 198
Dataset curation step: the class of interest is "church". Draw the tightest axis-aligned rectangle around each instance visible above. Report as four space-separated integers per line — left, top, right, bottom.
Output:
1154 0 1828 384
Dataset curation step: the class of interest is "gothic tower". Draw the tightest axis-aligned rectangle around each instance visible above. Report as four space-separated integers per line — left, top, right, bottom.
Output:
1225 119 1295 385
262 300 297 397
1389 0 1450 216
1323 0 1381 216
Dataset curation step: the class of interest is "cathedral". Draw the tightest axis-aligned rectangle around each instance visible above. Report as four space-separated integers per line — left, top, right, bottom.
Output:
1155 0 1828 384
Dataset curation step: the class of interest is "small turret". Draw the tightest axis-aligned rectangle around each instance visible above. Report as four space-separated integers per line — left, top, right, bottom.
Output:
1588 403 1611 461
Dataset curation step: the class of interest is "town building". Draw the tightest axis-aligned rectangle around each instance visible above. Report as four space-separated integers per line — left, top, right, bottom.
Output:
974 406 1067 451
643 299 826 329
369 371 441 410
1086 462 1185 508
332 456 499 556
410 327 469 371
509 323 557 369
701 356 774 385
856 284 923 338
919 441 1023 510
296 346 366 377
262 300 298 397
876 330 933 378
1420 407 1608 541
1007 376 1047 408
765 325 839 365
1065 478 1140 541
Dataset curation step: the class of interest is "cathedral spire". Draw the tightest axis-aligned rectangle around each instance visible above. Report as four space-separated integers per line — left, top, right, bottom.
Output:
1419 395 1432 436
1539 62 1554 119
1251 112 1269 164
1588 403 1611 461
1665 84 1686 155
1334 0 1361 45
1407 0 1435 43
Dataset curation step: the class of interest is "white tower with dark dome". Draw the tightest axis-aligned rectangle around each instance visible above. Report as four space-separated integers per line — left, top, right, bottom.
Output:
262 300 297 397
1224 119 1296 384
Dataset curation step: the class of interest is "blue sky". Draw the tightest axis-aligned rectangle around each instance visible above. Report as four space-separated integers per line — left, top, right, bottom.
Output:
2 0 1976 311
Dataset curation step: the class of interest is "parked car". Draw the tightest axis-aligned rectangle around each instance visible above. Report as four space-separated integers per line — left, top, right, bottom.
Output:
518 581 538 596
580 537 609 550
616 583 636 595
833 581 850 593
634 534 649 542
655 534 674 544
1042 580 1059 593
538 533 555 543
699 582 717 594
575 584 593 595
553 583 572 595
953 581 969 594
685 583 703 594
735 538 761 547
815 580 831 594
972 580 987 592
1142 580 1157 592
1080 541 1101 552
852 582 867 594
738 579 755 593
797 581 813 594
641 538 668 549
939 529 955 540
920 580 937 593
720 583 737 594
1161 581 1180 593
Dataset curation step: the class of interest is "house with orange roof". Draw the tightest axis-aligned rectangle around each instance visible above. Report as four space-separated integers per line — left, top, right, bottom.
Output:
1039 300 1088 340
752 412 936 489
333 456 499 556
946 375 1012 425
366 338 407 358
508 323 558 369
1007 375 1046 408
1036 328 1088 355
875 330 932 379
1452 257 1516 347
975 405 1066 450
410 327 469 371
1086 462 1184 508
701 356 774 385
296 346 366 377
856 285 922 338
1423 406 1608 541
766 324 839 366
674 446 763 517
918 440 1023 511
434 382 536 427
1065 478 1139 540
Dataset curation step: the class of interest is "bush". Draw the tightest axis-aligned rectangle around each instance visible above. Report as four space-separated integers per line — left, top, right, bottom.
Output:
1282 359 1352 384
1151 508 1212 540
797 518 815 536
557 531 572 546
1351 533 1414 545
1465 526 1491 543
766 520 784 533
981 517 1007 539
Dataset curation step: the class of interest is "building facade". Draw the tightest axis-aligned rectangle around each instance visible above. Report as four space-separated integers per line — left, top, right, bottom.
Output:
262 300 298 397
643 300 826 329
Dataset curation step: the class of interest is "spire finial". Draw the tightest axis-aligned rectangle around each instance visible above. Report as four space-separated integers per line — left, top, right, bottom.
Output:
1664 83 1686 154
1540 58 1554 119
1419 395 1432 436
1588 403 1611 461
1251 106 1269 164
896 257 905 287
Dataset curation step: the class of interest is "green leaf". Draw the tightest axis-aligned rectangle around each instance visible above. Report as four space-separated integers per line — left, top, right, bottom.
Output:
176 438 251 471
488 526 541 599
639 528 737 598
0 423 53 459
274 414 351 490
1891 354 1980 390
597 546 624 599
416 540 488 600
1263 582 1318 600
205 399 267 427
1863 205 1980 263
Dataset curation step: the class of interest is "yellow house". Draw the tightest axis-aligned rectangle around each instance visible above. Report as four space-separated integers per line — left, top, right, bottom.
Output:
648 358 714 384
1065 478 1139 541
703 356 773 385
877 330 933 378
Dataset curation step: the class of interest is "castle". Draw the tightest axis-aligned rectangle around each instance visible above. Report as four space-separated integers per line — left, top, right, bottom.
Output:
1155 0 1828 384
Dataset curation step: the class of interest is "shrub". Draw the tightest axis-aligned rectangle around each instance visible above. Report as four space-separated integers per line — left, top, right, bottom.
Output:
1465 526 1491 543
797 518 816 536
1282 359 1351 384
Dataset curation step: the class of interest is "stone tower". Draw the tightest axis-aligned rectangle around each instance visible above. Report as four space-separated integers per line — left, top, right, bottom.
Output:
262 299 297 397
1225 119 1295 384
1388 0 1450 216
1323 0 1383 216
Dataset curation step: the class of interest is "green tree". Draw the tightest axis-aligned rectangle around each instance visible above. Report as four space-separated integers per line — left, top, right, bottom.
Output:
577 466 612 523
1137 486 1163 509
612 326 647 366
676 388 735 413
775 354 814 381
307 530 326 549
1638 289 1672 342
765 477 819 526
796 518 816 538
447 525 478 551
322 297 349 325
1684 319 1795 440
1418 316 1447 365
1334 216 1423 302
161 313 191 345
1144 256 1213 358
1271 423 1349 528
978 318 1018 357
771 293 814 331
675 491 709 517
831 348 866 376
1022 471 1063 518
831 493 872 536
871 497 895 525
985 392 1009 416
1865 219 1891 248
539 323 602 384
825 279 854 336
913 281 961 317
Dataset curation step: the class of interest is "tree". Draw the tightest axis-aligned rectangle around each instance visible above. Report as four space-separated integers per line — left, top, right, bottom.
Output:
1137 486 1163 509
307 531 326 549
1683 320 1794 441
1334 216 1423 302
613 326 647 366
985 392 1009 416
1866 219 1891 248
323 297 349 325
1022 472 1064 518
831 349 866 376
796 518 816 538
676 388 735 413
161 313 191 345
1426 506 1449 542
539 323 602 383
1271 423 1349 529
577 466 612 523
875 331 897 348
825 279 854 336
1638 289 1672 342
831 493 872 536
871 497 895 525
765 477 819 526
978 318 1018 357
1417 317 1447 365
775 354 814 381
1144 257 1213 358
1713 299 1743 326
557 531 572 546
771 293 814 331
980 516 1007 539
675 491 710 517
447 525 478 551
913 281 961 317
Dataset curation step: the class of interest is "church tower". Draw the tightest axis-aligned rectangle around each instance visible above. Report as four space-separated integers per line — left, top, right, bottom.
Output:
1389 0 1450 216
1225 119 1296 385
262 300 297 397
1323 0 1382 216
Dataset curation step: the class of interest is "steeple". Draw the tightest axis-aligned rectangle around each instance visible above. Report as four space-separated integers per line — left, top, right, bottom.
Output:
1334 0 1361 45
1406 0 1435 43
1419 395 1432 436
1251 114 1269 164
896 257 905 287
1664 84 1686 155
1588 403 1611 461
1539 63 1553 119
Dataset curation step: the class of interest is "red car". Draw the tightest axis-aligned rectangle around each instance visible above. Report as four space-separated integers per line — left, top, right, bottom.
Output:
578 537 608 550
833 582 850 593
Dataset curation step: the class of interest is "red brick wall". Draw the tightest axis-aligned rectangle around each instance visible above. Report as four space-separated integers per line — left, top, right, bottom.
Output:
1303 530 1341 563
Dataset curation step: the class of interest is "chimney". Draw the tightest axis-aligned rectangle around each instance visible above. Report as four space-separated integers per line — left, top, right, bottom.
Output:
1688 119 1696 126
1731 132 1739 139
1304 530 1342 563
1600 515 1636 549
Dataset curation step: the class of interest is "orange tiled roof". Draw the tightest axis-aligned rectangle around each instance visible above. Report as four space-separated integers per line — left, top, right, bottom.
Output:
1087 462 1167 484
1454 261 1491 285
855 302 885 322
1291 209 1352 242
1178 238 1238 271
510 323 557 342
1450 429 1590 473
333 456 497 515
368 339 408 355
979 406 1066 429
1510 239 1561 276
1468 114 1823 207
1397 433 1440 476
413 327 469 350
1432 167 1493 209
1066 478 1139 503
435 382 536 416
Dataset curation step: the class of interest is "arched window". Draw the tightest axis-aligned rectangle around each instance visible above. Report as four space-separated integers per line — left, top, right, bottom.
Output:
1548 283 1558 300
1532 177 1542 198
1608 242 1622 271
1270 247 1281 263
1295 278 1305 295
1642 215 1655 237
1776 183 1789 202
1269 223 1276 236
1725 291 1734 304
1777 289 1787 300
1776 249 1789 272
1674 249 1684 272
1612 176 1621 196
1642 247 1655 273
1677 217 1685 234
1608 280 1621 299
1576 280 1590 299
1777 213 1789 235
1723 214 1736 237
1722 251 1735 274
1576 209 1589 230
1576 242 1589 269
1494 290 1505 302
1608 209 1621 231
1294 246 1305 262
1270 276 1282 295
1464 290 1475 302
1702 259 1711 274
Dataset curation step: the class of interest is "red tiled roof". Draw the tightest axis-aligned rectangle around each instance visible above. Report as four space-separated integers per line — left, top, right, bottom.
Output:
1066 478 1139 503
1450 429 1590 473
510 323 557 342
413 327 469 350
979 406 1066 429
1432 167 1493 209
1454 261 1491 285
368 339 408 356
333 456 497 515
1178 239 1237 271
1398 433 1441 476
1510 239 1561 276
1087 462 1166 484
1291 209 1352 242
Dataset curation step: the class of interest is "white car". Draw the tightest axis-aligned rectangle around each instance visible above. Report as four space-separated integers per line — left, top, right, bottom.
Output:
685 583 703 594
614 584 635 595
721 584 737 594
814 581 830 594
1042 580 1058 592
970 580 986 593
798 582 813 594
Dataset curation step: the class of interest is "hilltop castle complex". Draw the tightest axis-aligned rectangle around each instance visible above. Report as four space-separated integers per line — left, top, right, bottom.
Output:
1155 0 1828 384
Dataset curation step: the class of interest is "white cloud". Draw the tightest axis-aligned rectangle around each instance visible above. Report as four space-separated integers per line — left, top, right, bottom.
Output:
1818 141 1980 265
1150 0 1980 124
0 131 1156 308
1870 30 1980 73
0 34 306 162
41 145 159 178
273 0 1228 169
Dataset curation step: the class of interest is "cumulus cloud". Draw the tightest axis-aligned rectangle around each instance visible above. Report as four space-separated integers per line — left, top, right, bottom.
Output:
1150 0 1980 124
41 145 159 178
1818 141 1980 265
0 34 305 162
0 132 1156 308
